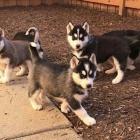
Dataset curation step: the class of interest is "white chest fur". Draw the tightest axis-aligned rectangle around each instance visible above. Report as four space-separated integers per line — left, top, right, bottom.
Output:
74 90 88 103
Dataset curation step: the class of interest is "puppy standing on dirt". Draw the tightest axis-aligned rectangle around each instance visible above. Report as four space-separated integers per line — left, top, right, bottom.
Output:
28 42 97 126
0 27 42 83
103 30 140 70
66 22 130 84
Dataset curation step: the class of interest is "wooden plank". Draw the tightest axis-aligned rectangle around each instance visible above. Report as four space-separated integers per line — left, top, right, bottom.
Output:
4 0 17 7
29 0 41 5
17 0 29 6
82 0 120 6
119 0 125 16
72 0 77 6
0 0 4 7
41 0 53 5
87 2 93 9
93 3 100 10
126 7 134 16
82 1 88 7
77 0 82 6
100 4 107 12
108 5 116 13
63 0 69 5
125 0 140 9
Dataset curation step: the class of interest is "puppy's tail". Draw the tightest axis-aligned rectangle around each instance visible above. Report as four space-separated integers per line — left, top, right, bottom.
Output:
26 27 39 43
29 42 40 63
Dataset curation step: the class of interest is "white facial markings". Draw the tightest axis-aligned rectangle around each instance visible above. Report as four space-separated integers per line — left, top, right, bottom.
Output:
77 29 80 38
84 63 90 72
80 34 83 38
72 62 96 89
89 70 92 75
74 33 77 38
67 27 89 51
0 40 5 51
82 70 86 76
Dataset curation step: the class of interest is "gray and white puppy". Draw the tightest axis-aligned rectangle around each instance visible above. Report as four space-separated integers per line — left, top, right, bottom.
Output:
13 27 46 59
0 28 41 83
28 42 97 126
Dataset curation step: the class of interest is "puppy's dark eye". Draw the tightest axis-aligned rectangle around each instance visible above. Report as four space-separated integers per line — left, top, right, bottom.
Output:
89 72 94 78
80 73 86 79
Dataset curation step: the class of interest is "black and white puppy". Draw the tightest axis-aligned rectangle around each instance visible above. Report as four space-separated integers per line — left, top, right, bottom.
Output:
0 28 41 83
13 27 45 59
103 30 140 70
28 42 97 126
67 22 130 84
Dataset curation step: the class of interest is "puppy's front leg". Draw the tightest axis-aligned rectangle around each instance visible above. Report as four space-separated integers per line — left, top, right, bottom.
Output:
68 98 96 126
0 65 13 83
0 69 4 78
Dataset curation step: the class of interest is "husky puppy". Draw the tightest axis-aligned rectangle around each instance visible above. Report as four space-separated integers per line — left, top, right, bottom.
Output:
0 28 40 83
66 22 130 84
103 30 140 70
13 27 45 59
28 42 97 126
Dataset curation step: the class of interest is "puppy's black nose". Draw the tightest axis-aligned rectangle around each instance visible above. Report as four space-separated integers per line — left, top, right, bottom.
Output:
76 45 80 49
86 84 91 89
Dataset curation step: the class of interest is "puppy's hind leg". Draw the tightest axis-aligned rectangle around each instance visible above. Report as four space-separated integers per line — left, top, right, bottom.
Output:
25 60 32 79
16 63 27 76
112 57 125 84
126 57 135 70
39 90 48 104
0 65 13 83
28 85 43 111
105 57 116 74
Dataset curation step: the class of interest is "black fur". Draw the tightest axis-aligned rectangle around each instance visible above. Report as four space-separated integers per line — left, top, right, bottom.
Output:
79 35 129 71
103 30 140 60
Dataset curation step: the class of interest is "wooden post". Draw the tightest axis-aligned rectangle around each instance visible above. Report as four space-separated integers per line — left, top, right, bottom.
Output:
119 0 125 16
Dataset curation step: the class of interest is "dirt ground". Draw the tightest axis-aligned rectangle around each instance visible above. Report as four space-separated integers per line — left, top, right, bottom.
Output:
0 4 140 140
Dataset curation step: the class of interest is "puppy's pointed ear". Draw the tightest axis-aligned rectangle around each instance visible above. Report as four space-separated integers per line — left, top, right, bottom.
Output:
89 53 97 66
67 22 74 34
70 56 79 69
82 22 89 34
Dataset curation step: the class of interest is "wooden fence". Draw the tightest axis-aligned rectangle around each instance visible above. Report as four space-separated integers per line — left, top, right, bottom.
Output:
0 0 140 17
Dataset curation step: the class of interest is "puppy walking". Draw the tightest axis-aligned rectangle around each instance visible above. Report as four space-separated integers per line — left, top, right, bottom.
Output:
0 27 42 83
28 42 97 126
13 27 45 59
67 22 130 84
103 30 140 70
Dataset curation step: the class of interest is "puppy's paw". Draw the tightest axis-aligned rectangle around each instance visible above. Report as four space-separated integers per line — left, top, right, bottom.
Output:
97 67 104 72
83 116 96 126
32 104 43 111
16 71 25 76
61 106 70 114
61 103 70 114
112 78 121 84
127 65 136 70
0 77 10 84
105 68 116 74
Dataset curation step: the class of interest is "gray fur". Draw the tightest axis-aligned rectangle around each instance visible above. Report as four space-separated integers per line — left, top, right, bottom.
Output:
28 42 97 126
